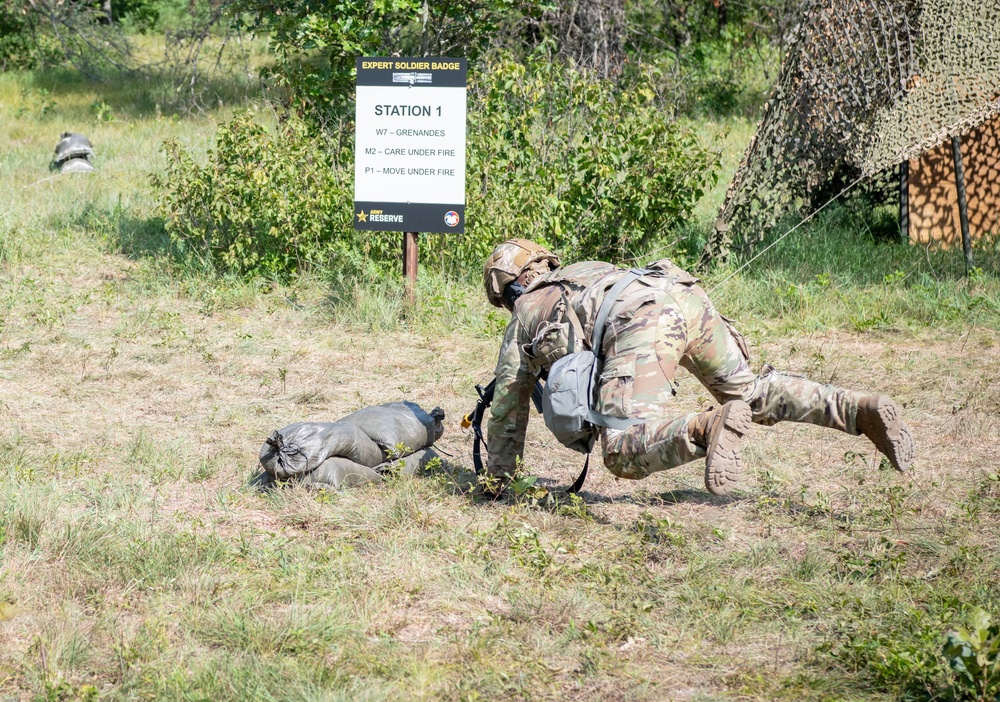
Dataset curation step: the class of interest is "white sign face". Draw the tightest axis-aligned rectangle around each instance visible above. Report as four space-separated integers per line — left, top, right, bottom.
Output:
354 86 466 204
354 58 467 233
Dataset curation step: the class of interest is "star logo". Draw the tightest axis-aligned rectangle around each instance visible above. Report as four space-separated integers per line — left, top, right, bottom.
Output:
356 210 368 222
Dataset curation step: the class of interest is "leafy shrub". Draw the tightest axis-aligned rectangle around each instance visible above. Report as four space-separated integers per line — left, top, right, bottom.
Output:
0 2 61 70
819 604 949 698
153 55 719 278
152 111 361 277
943 607 1000 701
464 52 720 263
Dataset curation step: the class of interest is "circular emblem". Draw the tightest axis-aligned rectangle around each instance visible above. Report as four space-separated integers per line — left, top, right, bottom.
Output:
444 211 460 227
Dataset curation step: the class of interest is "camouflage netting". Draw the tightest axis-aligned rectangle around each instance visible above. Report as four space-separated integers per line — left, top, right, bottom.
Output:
704 0 1000 263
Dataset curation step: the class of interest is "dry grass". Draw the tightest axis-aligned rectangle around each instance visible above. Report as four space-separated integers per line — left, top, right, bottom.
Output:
2 242 998 700
2 67 1000 702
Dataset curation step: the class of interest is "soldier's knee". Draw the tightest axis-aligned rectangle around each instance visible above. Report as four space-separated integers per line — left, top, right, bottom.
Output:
601 428 654 480
746 364 810 425
603 452 651 480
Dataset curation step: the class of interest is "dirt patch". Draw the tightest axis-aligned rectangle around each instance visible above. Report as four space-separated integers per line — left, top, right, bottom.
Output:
1 249 998 700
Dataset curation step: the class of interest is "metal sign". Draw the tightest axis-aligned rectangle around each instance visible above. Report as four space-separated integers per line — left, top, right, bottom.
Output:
354 57 467 233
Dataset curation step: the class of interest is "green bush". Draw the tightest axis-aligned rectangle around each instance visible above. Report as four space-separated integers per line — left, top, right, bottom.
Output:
464 52 719 263
943 607 1000 701
153 55 719 278
152 111 361 277
0 2 61 70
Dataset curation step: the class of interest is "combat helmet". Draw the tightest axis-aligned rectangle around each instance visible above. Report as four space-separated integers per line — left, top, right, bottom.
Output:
52 132 95 173
483 239 560 309
54 133 94 164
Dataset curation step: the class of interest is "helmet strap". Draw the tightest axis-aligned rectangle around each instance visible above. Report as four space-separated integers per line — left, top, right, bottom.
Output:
502 281 525 309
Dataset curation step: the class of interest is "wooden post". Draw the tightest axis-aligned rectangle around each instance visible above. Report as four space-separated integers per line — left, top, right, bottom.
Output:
402 231 419 304
898 159 909 243
951 136 973 276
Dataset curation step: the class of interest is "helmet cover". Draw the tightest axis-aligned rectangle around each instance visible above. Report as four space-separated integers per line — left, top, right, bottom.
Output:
483 238 560 308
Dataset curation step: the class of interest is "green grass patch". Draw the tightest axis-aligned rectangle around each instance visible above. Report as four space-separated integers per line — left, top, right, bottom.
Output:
1 58 999 701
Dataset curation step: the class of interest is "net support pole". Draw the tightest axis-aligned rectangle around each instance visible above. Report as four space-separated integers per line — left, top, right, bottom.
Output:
951 136 973 276
403 231 419 305
899 159 909 243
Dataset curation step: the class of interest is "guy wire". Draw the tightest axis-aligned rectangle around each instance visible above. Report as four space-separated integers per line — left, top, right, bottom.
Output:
706 173 869 294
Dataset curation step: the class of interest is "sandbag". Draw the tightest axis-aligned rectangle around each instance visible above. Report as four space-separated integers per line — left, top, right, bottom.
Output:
298 457 383 489
60 158 95 174
54 133 95 164
339 402 444 457
259 421 383 479
377 447 440 477
298 447 442 490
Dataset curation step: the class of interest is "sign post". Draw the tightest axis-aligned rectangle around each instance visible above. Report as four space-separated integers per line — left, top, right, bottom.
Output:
354 57 467 303
403 231 419 294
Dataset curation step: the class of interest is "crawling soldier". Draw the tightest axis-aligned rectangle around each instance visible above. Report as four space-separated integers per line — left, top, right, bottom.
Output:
482 239 915 495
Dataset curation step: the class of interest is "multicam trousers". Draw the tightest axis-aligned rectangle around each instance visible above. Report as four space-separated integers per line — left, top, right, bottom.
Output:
598 279 865 480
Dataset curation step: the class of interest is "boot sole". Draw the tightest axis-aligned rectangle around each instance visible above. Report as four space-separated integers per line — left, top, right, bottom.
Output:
704 400 753 496
862 396 915 472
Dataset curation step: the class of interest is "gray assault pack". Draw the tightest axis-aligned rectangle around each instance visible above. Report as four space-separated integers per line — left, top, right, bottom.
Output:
542 269 648 453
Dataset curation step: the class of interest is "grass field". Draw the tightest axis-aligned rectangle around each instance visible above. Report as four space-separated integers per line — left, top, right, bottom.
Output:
2 65 1000 702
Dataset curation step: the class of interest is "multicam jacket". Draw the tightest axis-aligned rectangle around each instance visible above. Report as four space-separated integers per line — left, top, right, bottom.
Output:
486 259 699 475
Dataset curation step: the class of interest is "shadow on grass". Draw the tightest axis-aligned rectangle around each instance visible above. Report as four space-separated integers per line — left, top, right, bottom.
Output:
730 202 1000 287
243 444 745 521
462 466 739 511
25 65 259 118
59 202 173 259
581 486 742 507
116 213 173 258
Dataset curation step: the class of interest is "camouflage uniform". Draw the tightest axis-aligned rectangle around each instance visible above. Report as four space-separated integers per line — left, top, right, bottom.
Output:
487 259 868 480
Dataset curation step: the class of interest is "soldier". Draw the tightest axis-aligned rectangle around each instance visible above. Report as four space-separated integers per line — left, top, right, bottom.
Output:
482 238 915 495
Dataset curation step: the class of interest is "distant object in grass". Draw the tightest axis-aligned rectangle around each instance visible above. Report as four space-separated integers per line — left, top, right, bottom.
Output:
52 132 95 174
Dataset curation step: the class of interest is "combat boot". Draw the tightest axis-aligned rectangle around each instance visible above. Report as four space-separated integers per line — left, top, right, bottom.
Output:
688 400 753 496
856 395 914 472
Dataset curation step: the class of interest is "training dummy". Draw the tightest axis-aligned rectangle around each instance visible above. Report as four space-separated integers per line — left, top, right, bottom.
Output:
259 401 444 489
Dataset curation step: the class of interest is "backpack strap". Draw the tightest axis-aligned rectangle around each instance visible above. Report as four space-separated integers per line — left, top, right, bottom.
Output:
560 289 588 352
568 269 650 493
584 269 649 432
586 409 644 430
466 377 591 494
466 378 544 476
567 454 590 493
590 268 649 353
